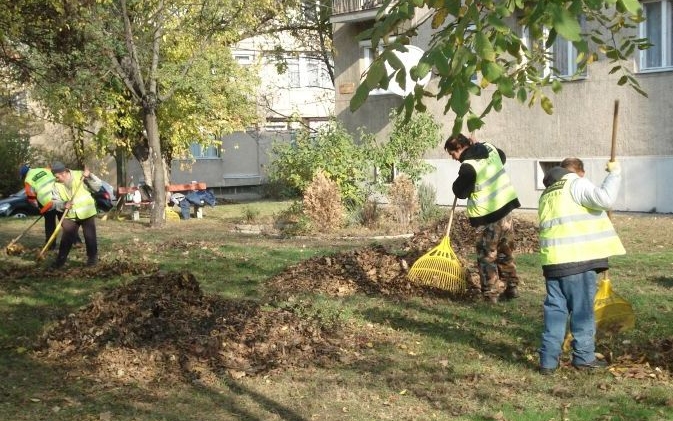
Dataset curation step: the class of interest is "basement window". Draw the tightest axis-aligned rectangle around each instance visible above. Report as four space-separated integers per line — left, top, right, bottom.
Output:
536 160 562 190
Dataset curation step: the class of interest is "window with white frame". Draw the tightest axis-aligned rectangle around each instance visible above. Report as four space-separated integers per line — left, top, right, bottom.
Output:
234 53 254 66
189 142 220 159
278 55 332 89
306 58 332 88
287 59 301 88
359 39 395 95
639 0 673 71
536 160 563 190
522 21 587 78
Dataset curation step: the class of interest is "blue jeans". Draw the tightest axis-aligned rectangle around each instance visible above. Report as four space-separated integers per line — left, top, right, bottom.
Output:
539 271 597 369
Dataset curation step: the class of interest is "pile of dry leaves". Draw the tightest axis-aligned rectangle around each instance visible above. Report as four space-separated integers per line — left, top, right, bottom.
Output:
24 213 672 384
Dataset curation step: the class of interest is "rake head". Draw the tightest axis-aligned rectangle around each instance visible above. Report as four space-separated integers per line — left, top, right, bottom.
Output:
407 237 467 292
594 277 635 335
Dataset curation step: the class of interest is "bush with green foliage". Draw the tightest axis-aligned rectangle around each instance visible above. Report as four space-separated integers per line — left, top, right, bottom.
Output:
274 201 312 236
362 109 441 191
266 122 369 206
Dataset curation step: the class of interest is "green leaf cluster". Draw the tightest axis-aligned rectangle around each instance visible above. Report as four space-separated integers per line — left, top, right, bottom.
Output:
350 0 649 133
362 109 441 190
266 121 370 205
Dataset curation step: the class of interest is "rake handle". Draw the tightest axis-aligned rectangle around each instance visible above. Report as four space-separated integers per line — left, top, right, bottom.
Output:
6 214 43 249
446 196 458 237
37 174 86 260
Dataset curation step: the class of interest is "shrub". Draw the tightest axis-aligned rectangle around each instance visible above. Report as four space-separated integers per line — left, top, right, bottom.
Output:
266 121 368 206
242 206 260 223
302 170 344 233
274 201 311 236
387 174 418 227
417 182 443 224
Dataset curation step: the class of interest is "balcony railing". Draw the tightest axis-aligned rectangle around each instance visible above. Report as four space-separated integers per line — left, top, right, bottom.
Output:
332 0 384 15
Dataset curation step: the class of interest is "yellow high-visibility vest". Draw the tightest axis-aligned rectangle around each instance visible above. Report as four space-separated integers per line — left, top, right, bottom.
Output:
539 173 625 266
54 170 98 220
25 168 55 211
463 142 518 218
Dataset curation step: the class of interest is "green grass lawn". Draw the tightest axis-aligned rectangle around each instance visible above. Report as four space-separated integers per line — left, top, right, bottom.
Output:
0 205 672 421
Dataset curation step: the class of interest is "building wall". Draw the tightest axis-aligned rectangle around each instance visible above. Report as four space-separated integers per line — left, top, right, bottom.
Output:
424 156 673 213
332 11 673 213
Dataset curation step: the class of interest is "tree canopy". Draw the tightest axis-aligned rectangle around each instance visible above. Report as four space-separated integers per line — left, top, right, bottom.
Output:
350 0 649 134
0 0 328 227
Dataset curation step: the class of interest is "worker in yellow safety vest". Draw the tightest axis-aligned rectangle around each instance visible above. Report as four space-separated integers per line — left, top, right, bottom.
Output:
444 133 521 304
537 160 625 375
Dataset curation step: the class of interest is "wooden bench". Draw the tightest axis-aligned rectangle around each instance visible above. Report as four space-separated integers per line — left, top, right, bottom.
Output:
117 182 208 221
166 182 208 219
117 185 154 221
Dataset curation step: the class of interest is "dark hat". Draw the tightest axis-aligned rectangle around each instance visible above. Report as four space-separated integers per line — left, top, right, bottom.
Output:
51 161 67 174
542 166 571 188
19 164 30 179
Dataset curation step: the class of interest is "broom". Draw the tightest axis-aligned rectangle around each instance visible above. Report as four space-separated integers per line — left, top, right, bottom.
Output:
595 99 635 335
563 100 634 351
407 196 467 292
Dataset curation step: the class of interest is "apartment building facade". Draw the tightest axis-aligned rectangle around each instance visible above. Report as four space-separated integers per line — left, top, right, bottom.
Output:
331 0 673 213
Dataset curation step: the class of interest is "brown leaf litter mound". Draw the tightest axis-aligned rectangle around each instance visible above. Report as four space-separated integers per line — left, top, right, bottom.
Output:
264 212 540 300
29 213 672 383
33 271 381 385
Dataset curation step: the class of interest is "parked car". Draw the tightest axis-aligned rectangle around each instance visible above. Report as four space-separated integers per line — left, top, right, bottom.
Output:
0 190 40 218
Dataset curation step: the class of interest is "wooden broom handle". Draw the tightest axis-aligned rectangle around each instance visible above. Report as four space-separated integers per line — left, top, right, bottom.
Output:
611 100 619 162
604 100 619 280
446 196 458 237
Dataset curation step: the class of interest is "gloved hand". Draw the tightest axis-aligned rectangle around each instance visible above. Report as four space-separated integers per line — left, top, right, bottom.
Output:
605 160 621 175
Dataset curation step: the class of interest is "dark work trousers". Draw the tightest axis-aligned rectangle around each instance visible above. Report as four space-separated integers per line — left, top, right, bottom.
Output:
56 216 97 263
42 208 83 250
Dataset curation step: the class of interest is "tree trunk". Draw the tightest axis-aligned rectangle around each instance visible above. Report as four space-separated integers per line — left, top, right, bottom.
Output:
143 108 166 227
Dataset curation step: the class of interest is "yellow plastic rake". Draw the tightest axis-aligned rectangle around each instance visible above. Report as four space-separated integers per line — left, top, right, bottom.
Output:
407 196 467 292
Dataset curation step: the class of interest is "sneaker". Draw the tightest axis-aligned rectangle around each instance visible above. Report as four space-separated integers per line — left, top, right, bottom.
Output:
539 367 556 375
573 360 608 370
504 286 519 299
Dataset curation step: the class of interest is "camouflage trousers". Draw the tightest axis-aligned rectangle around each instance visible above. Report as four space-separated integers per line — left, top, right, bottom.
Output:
474 214 519 299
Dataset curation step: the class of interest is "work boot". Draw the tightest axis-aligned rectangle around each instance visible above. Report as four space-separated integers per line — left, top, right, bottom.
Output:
49 258 66 269
504 286 519 299
86 256 98 267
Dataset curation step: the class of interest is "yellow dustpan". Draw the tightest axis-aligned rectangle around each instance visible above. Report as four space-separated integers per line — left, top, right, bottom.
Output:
407 196 467 292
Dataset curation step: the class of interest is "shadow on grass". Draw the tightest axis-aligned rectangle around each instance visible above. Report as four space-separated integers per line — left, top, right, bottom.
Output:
650 276 673 289
359 298 538 365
